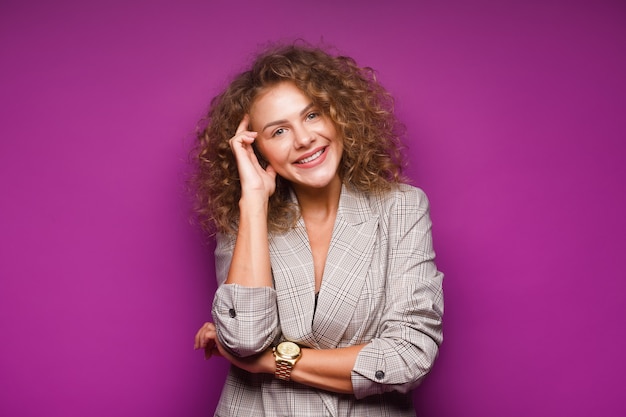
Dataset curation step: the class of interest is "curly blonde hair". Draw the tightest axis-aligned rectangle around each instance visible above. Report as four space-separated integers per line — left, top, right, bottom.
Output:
192 42 407 235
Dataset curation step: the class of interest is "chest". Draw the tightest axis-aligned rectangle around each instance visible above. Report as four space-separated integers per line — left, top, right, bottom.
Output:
304 216 335 293
269 215 388 348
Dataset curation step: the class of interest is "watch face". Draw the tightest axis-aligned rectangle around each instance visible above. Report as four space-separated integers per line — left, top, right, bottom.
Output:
277 341 300 358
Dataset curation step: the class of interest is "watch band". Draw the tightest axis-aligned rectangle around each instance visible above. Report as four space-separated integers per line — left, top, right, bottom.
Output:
275 359 293 381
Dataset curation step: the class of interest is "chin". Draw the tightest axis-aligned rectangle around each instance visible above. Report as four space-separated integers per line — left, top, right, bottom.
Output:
300 176 340 190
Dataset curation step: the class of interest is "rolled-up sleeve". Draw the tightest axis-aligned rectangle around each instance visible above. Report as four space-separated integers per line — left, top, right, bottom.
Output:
211 233 280 357
351 187 444 399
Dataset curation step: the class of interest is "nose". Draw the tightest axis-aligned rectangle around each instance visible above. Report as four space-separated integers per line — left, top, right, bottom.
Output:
293 124 314 148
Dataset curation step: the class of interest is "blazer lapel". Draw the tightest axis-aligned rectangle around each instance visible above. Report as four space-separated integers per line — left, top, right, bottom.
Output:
313 186 379 348
269 221 318 346
269 186 379 349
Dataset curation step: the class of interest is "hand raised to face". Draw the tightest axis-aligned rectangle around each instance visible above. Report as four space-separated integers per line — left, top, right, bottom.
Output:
229 115 277 201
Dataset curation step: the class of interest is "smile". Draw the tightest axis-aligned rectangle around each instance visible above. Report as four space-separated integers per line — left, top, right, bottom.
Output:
295 148 325 164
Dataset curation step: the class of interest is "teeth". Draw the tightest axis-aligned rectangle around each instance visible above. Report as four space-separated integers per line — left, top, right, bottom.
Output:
297 149 324 164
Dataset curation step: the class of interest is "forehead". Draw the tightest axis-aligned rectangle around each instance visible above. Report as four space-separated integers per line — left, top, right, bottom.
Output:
249 81 312 128
252 81 309 109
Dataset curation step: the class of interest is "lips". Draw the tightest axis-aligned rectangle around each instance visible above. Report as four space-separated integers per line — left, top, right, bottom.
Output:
295 147 326 164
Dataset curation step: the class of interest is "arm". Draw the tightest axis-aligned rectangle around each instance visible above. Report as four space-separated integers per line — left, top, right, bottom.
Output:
225 115 275 288
351 187 444 398
205 116 281 357
208 187 443 396
210 234 280 357
290 345 365 393
207 336 366 394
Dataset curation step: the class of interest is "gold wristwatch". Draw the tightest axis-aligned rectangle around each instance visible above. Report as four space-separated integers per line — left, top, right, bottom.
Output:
273 341 301 381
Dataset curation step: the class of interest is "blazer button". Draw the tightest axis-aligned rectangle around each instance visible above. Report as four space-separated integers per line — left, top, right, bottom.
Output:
375 370 385 380
228 308 236 318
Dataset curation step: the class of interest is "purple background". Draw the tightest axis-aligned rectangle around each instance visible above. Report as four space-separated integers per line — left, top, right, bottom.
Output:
1 0 625 416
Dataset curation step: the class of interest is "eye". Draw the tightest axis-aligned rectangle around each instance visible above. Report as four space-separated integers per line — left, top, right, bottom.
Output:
306 112 319 121
272 127 286 137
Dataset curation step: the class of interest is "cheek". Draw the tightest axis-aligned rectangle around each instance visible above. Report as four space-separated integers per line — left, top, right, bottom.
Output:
256 141 283 165
321 120 340 141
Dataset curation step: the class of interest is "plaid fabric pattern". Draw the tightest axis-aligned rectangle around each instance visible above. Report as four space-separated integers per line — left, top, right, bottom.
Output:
211 184 444 416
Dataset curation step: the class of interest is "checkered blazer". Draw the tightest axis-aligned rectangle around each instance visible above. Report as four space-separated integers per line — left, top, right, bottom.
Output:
211 184 444 416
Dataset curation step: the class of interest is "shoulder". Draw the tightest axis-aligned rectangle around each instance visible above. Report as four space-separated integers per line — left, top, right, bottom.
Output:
367 183 430 217
340 184 432 234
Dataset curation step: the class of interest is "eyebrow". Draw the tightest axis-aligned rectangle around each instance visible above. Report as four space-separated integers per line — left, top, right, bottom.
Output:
261 103 315 132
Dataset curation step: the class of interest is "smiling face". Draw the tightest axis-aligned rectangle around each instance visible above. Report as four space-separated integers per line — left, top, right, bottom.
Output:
249 81 343 194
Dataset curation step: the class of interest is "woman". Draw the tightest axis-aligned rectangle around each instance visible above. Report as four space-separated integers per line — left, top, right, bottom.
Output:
193 43 443 416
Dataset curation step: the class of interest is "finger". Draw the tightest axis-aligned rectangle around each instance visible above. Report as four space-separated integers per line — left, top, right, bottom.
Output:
204 339 215 359
235 114 251 135
194 327 204 349
204 339 221 360
229 133 258 162
229 132 257 148
194 322 213 349
203 324 219 359
204 322 216 334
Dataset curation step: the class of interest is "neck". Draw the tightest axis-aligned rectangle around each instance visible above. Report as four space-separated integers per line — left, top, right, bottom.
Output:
293 176 342 221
